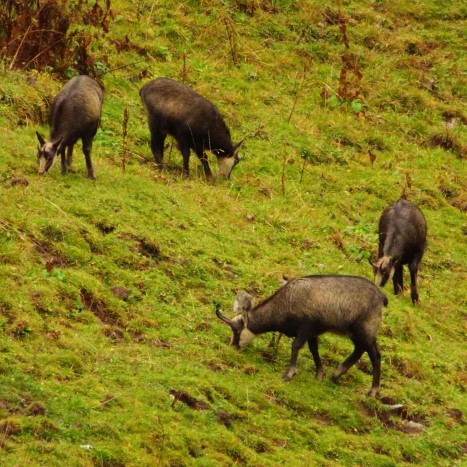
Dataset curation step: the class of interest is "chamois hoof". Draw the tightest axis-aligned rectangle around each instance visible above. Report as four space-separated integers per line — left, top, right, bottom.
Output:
315 369 325 381
330 374 340 384
283 369 297 381
366 387 379 397
411 295 420 305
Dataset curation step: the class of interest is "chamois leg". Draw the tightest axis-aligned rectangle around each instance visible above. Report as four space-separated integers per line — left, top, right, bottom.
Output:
308 337 324 380
82 137 95 180
60 147 68 175
66 145 73 168
283 334 307 381
393 263 403 295
195 150 213 180
366 340 381 397
150 133 165 170
331 341 364 382
179 144 191 178
408 259 420 304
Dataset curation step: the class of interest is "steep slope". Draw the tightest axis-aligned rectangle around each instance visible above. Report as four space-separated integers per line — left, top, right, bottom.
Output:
0 0 465 464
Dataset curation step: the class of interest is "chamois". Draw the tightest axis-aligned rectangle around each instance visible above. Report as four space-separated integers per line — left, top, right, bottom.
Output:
217 275 388 396
36 75 104 180
140 77 243 179
372 199 427 304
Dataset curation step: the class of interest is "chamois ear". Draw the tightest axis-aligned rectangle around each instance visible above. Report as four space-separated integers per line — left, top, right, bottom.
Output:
233 139 245 155
234 290 253 313
36 131 46 146
54 137 64 153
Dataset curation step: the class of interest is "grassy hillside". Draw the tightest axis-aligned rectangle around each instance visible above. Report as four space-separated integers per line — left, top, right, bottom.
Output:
0 0 465 465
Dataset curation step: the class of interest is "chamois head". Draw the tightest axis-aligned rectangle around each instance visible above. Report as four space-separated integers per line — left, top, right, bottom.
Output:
216 291 256 348
371 256 396 287
36 131 63 175
215 140 244 179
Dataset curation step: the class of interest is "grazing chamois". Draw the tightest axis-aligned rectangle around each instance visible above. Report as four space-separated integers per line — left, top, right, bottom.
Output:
36 75 104 180
372 199 427 304
217 275 388 396
140 77 243 179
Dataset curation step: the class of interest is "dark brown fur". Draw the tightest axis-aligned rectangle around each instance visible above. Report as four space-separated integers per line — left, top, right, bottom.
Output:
373 199 427 304
36 75 103 179
140 77 242 179
217 275 388 396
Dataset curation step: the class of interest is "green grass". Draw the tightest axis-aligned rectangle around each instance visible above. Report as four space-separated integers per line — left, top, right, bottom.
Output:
0 0 466 464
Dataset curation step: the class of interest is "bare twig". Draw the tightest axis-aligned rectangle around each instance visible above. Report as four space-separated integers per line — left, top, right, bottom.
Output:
287 57 313 123
223 15 239 65
122 107 130 172
7 1 50 69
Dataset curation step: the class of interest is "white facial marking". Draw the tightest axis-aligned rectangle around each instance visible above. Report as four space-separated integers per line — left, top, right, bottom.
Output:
217 157 236 178
233 299 239 313
374 272 383 287
38 156 48 174
239 328 256 348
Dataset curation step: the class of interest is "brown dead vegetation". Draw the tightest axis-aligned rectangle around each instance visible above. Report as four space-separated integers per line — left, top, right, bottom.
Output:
0 0 112 76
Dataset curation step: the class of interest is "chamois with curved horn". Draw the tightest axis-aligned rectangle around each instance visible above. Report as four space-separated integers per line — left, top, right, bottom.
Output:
216 275 388 397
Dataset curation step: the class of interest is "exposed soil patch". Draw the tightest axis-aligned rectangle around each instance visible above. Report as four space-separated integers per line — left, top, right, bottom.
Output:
206 361 224 372
392 357 422 379
0 419 22 436
442 109 467 126
194 321 211 332
429 133 465 158
33 239 73 271
0 399 13 414
314 411 332 426
272 438 289 448
118 233 169 268
361 404 396 429
362 400 429 434
10 177 29 188
128 328 147 343
110 286 131 301
139 239 163 261
45 255 72 272
216 409 233 428
102 325 125 342
151 338 172 349
170 390 210 411
80 289 121 326
446 408 464 425
27 402 47 416
95 222 116 235
450 193 467 212
329 232 347 254
242 364 258 375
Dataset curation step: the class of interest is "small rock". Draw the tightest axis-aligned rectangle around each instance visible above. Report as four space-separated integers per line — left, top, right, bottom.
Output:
401 420 425 434
383 403 404 415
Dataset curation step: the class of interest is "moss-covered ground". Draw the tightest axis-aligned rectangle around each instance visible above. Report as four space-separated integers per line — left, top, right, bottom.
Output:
0 0 465 464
